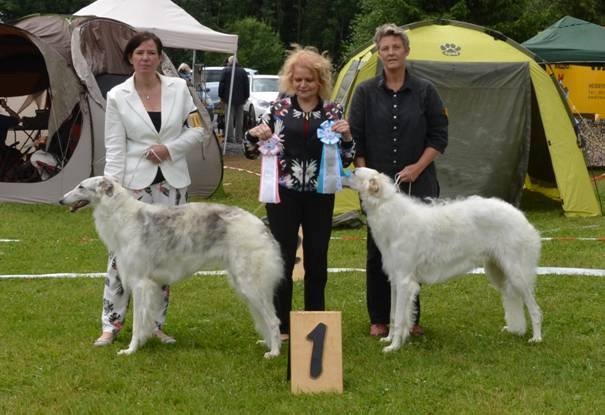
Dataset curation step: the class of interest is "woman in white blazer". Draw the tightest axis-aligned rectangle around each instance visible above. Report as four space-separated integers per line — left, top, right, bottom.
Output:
94 32 206 347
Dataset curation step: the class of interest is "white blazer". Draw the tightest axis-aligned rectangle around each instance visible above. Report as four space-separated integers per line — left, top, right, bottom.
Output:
104 74 205 190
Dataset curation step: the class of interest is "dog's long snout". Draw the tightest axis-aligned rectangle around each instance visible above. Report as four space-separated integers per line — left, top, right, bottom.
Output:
59 190 74 205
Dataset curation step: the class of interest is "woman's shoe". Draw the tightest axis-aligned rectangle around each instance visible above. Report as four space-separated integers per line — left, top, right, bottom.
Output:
409 324 425 337
93 332 114 347
370 323 389 337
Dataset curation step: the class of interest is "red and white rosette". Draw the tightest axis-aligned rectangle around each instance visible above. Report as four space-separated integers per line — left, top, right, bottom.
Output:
258 134 283 203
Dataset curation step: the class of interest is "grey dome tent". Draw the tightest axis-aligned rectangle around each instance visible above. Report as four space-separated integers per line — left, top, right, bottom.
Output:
0 15 222 203
0 19 88 202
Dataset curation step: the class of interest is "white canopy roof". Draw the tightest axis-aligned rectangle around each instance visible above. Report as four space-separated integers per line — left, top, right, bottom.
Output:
74 0 238 53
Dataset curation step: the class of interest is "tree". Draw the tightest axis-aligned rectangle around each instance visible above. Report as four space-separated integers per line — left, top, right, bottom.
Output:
176 0 359 68
296 0 359 66
343 0 423 59
225 17 284 73
341 0 605 62
0 0 90 21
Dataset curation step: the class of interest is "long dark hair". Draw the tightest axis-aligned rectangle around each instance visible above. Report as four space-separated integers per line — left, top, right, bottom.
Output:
123 31 163 65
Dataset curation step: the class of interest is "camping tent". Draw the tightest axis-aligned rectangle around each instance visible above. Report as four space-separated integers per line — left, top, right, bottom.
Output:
522 16 605 63
522 16 605 115
0 15 222 203
74 0 238 53
333 19 601 217
0 20 89 202
74 0 241 155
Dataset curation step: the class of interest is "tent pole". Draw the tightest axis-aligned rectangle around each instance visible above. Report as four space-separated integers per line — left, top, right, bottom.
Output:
222 53 237 155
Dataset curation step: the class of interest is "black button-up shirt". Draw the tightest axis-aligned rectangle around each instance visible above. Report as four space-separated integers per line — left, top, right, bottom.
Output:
349 70 448 197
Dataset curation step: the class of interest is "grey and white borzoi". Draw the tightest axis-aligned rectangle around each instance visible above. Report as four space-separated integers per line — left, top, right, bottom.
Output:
60 176 282 358
344 167 542 352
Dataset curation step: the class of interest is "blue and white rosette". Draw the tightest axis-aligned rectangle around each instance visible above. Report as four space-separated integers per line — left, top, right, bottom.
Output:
317 120 350 193
258 134 283 203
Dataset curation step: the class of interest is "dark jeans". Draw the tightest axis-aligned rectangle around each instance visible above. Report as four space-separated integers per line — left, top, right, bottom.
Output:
266 187 335 334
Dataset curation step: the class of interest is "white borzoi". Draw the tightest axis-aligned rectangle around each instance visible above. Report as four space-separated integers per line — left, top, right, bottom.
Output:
344 167 542 352
60 176 282 358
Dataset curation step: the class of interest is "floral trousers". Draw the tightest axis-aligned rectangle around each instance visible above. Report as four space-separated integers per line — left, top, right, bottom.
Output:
100 181 187 334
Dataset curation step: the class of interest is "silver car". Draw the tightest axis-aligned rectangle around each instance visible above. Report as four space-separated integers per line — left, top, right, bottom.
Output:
243 74 279 129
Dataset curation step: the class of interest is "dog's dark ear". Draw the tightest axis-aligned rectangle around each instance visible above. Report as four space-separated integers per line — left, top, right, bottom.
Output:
100 178 114 197
368 177 381 196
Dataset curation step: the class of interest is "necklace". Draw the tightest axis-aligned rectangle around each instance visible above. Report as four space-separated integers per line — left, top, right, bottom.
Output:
137 82 158 101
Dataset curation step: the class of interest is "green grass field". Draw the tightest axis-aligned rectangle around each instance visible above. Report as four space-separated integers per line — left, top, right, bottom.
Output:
0 161 603 413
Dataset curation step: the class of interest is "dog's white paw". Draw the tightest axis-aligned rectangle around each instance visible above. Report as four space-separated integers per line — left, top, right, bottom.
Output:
501 325 526 335
117 348 135 356
379 335 392 343
382 343 399 353
264 350 280 359
528 336 542 343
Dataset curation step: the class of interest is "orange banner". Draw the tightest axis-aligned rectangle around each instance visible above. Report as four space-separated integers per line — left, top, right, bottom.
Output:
551 64 605 116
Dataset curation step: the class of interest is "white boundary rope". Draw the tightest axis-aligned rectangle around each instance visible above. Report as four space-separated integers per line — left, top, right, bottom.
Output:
224 165 260 177
5 237 604 243
1 266 604 279
330 236 605 241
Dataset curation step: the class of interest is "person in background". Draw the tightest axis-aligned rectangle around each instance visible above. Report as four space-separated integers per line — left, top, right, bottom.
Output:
349 23 448 338
244 45 355 340
218 56 249 143
177 62 193 84
94 31 206 347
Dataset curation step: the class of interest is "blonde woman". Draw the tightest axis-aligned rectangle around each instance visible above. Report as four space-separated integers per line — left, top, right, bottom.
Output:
245 46 355 340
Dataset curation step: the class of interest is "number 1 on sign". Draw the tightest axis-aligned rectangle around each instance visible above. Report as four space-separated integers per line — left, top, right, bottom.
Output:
306 322 327 379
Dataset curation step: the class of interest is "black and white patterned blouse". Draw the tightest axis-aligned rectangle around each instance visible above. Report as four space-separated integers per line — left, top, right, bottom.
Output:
244 95 356 192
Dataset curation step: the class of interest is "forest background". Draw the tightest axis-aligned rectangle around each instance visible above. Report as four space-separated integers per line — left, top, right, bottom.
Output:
1 0 605 73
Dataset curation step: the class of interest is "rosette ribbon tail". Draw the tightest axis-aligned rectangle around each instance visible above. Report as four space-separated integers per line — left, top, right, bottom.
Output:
317 143 342 193
258 135 283 203
317 120 349 193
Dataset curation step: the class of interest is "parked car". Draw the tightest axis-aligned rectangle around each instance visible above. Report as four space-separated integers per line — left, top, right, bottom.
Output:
243 74 279 129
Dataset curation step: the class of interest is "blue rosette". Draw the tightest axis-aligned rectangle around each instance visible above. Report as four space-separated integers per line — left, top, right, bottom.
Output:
317 120 350 194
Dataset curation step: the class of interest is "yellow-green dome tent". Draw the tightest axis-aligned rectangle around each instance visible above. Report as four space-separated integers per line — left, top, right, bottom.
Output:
333 19 601 217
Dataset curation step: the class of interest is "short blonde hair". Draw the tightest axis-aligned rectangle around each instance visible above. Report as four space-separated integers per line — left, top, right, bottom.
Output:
373 23 410 50
278 45 333 100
